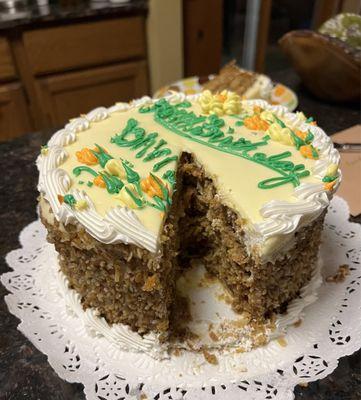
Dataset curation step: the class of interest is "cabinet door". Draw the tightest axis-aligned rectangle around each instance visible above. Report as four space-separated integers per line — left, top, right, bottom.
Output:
0 38 17 81
37 61 148 127
0 83 33 141
24 17 146 76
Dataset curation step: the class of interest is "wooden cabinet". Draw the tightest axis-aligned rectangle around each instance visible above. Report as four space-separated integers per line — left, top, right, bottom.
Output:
37 61 148 126
0 38 17 81
23 17 146 75
0 83 32 140
0 14 149 141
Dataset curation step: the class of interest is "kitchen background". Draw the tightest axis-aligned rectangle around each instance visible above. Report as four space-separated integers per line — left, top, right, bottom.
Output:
0 0 359 142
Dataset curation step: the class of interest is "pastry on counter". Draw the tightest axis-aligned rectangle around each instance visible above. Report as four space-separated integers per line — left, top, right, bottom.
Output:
203 60 273 100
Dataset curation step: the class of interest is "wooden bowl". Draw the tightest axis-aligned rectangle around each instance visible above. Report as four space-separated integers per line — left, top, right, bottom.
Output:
279 30 360 102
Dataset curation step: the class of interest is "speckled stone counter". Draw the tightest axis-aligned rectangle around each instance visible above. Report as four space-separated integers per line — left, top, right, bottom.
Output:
0 0 147 31
0 70 360 399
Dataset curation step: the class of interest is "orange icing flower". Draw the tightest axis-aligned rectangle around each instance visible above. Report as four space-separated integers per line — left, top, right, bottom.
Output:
141 174 166 199
76 148 98 165
244 115 269 131
324 181 336 191
300 145 319 159
93 175 106 188
310 121 317 126
295 129 307 141
57 194 64 204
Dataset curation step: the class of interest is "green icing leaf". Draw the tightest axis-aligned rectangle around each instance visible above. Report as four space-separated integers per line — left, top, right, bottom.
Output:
122 160 140 183
73 166 98 177
64 194 76 207
91 144 113 168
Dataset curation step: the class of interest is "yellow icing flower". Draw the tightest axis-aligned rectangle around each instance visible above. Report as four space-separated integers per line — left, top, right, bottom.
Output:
223 91 242 115
198 90 241 116
74 199 88 211
326 163 338 177
266 123 294 146
260 110 277 124
104 159 126 179
115 184 142 209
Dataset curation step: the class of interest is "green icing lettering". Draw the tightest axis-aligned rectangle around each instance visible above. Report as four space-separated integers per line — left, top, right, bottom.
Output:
140 99 310 189
111 118 146 148
152 156 178 172
133 132 158 158
143 139 172 161
162 170 176 187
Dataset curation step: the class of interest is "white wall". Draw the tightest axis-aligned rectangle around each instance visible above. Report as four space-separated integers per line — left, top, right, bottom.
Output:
147 0 184 94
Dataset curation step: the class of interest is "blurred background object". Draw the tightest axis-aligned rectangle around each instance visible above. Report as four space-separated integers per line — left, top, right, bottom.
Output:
279 12 361 102
0 0 360 141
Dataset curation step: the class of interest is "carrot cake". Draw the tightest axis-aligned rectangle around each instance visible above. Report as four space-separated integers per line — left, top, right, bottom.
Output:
37 91 340 357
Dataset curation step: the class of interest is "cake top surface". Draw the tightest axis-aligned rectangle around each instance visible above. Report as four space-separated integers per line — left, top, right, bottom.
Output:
37 91 340 260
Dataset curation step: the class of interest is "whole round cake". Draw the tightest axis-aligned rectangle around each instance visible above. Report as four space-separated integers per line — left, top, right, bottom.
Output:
37 91 340 359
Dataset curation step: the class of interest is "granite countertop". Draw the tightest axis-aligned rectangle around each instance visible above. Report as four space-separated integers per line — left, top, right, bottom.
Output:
0 0 148 32
0 69 360 399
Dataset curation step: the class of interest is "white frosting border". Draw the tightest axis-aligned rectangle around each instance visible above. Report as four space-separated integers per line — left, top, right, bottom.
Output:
36 93 340 255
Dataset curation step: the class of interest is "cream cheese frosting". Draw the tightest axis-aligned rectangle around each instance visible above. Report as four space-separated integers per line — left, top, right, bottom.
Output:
37 92 340 261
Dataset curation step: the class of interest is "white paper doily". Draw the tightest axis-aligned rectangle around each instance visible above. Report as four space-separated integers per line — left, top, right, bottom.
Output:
2 196 361 400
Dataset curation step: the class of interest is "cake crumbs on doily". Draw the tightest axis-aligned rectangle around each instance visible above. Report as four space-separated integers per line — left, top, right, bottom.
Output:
326 264 350 283
277 337 288 347
202 348 219 365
